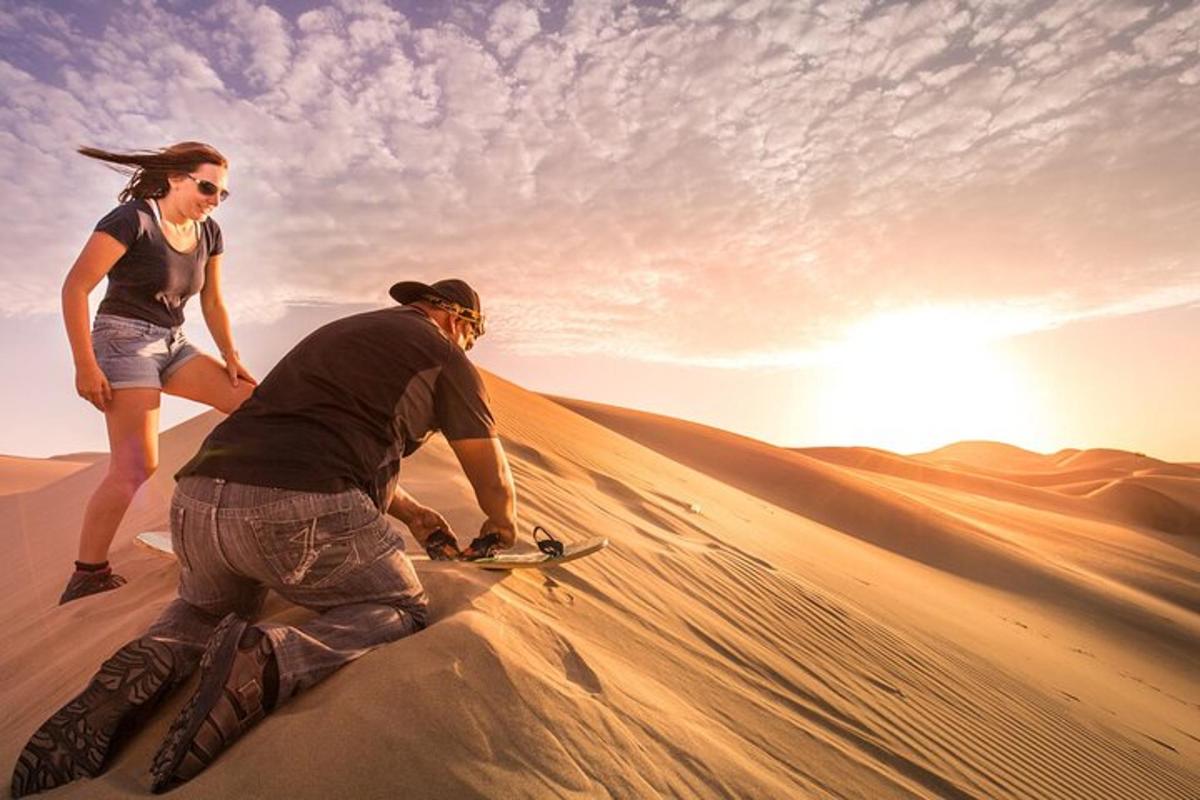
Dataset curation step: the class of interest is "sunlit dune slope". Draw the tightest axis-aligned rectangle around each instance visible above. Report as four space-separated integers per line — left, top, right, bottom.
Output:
0 412 222 620
809 445 1200 537
0 379 1197 799
555 394 1200 604
916 442 1200 536
0 455 94 496
919 440 1195 488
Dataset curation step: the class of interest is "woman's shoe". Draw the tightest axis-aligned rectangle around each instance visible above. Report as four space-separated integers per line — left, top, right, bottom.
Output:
58 567 127 605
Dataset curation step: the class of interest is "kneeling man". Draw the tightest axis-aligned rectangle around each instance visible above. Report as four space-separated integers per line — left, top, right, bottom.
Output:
13 278 516 795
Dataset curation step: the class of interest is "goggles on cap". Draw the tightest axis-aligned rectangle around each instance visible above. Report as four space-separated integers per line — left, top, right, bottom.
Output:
425 296 486 342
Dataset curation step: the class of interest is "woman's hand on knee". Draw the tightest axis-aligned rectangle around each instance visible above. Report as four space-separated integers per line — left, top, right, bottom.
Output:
222 351 257 388
75 360 113 412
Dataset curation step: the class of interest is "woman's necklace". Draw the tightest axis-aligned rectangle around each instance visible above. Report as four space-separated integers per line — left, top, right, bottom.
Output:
151 198 196 237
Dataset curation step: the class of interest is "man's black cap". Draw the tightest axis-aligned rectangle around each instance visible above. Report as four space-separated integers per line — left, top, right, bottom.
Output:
389 278 481 315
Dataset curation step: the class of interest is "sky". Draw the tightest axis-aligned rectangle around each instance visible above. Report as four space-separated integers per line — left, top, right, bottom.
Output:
1 0 1198 461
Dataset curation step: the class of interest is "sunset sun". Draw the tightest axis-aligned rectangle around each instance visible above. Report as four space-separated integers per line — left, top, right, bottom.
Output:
815 306 1049 454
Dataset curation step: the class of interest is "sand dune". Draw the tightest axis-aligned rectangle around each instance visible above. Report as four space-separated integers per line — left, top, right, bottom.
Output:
798 445 1114 506
0 412 225 621
915 441 1065 472
1086 476 1200 537
1 381 1197 798
0 456 93 496
1055 448 1163 471
812 441 1200 536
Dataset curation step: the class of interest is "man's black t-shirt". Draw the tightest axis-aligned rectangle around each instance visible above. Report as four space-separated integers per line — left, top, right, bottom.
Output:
94 200 224 328
177 306 496 509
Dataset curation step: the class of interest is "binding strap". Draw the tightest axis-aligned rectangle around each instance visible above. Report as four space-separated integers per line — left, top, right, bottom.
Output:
424 529 460 561
533 525 564 558
462 532 502 560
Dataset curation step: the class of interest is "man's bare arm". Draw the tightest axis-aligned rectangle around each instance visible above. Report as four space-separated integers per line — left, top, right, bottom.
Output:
448 437 518 547
386 485 454 546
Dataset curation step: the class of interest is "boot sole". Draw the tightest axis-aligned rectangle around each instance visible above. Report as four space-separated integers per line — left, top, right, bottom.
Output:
149 614 246 793
11 637 176 797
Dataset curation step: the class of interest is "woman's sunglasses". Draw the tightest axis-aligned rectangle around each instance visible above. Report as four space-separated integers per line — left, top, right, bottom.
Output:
186 174 230 202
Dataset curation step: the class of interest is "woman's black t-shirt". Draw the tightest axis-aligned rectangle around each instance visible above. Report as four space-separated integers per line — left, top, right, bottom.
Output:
93 200 224 328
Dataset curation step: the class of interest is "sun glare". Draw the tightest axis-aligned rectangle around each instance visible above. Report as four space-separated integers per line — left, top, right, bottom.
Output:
814 306 1049 454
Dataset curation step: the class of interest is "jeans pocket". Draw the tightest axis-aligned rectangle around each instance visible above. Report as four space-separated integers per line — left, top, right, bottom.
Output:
251 511 389 589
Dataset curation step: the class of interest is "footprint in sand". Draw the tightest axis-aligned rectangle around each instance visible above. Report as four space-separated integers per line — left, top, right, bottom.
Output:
559 639 602 695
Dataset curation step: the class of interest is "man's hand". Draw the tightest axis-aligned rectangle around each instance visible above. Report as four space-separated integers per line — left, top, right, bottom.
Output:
424 528 461 561
404 504 451 542
389 489 453 542
479 519 516 549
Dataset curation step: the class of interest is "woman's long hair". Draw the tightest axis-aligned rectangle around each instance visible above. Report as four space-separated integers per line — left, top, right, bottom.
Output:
77 141 228 202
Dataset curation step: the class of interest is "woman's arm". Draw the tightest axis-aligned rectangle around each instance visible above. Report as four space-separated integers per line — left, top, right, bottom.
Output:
199 254 256 386
62 232 127 411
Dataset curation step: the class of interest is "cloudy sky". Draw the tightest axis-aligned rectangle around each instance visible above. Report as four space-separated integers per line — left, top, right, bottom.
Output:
1 0 1198 460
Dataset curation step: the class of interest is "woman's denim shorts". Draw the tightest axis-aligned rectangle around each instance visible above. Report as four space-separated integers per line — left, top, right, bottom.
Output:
91 313 203 390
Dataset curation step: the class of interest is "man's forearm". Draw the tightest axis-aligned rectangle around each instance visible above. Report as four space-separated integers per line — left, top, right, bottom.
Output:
474 481 516 531
449 437 520 545
386 486 424 523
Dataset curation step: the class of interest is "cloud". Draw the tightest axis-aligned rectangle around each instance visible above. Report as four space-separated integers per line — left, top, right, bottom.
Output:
209 0 294 88
0 0 1196 368
486 0 543 60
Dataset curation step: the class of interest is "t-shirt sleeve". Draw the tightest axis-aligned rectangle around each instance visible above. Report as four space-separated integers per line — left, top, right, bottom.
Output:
93 203 143 249
207 218 224 256
435 352 497 441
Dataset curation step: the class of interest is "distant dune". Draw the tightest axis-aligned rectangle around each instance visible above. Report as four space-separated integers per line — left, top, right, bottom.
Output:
0 382 1196 799
48 452 108 464
915 440 1066 472
0 455 95 496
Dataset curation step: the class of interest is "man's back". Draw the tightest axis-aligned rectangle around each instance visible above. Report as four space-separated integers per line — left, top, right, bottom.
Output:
177 306 495 508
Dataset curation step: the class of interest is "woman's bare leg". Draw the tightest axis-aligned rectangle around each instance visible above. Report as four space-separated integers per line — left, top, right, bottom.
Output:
163 354 254 413
77 388 161 563
75 351 252 564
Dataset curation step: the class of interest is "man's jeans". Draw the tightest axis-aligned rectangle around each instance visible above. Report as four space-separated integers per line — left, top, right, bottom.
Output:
146 476 429 703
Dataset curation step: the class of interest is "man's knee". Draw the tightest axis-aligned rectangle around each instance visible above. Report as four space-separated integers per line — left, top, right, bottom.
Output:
373 594 428 635
399 594 430 632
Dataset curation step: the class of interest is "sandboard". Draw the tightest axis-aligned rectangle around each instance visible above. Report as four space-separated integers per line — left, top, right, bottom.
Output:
136 531 175 556
136 531 608 571
431 536 609 570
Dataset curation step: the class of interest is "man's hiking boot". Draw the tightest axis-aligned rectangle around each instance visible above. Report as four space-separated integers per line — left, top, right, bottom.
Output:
59 567 127 605
10 637 181 797
150 614 277 793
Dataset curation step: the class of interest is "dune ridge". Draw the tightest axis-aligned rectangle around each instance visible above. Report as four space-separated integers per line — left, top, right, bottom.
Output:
0 380 1195 798
0 455 93 496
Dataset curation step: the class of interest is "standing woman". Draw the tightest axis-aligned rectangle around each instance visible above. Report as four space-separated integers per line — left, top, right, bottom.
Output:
60 141 256 604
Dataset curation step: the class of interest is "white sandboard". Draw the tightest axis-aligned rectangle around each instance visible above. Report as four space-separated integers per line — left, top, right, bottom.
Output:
136 531 174 556
137 531 608 571
431 537 609 570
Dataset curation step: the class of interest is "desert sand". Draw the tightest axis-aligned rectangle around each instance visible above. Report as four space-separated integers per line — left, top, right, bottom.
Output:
0 456 98 497
1 376 1197 799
